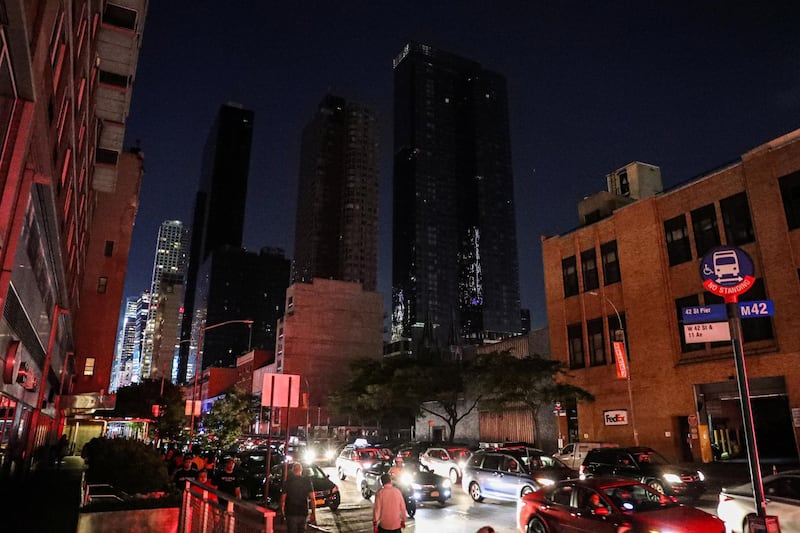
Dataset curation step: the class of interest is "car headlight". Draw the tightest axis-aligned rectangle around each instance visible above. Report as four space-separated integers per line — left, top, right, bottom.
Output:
401 473 413 485
411 483 422 490
325 450 335 460
663 473 682 484
304 450 316 462
697 470 705 481
535 478 555 487
442 479 451 488
362 461 372 469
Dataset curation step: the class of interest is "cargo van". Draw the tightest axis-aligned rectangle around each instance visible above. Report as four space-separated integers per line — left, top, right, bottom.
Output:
554 442 618 470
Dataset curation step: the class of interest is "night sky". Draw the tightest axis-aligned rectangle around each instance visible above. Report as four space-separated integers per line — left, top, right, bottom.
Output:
123 1 800 328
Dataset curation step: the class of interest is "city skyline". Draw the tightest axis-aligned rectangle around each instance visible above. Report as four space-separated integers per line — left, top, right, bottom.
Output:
122 2 800 328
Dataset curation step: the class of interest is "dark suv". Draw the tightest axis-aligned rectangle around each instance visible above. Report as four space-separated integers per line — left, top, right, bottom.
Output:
580 446 706 500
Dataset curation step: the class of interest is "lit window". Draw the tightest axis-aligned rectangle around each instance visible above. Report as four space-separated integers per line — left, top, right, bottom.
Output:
97 277 108 293
84 357 95 376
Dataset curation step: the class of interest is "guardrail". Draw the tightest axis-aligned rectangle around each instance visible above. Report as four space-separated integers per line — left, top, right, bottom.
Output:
179 479 276 533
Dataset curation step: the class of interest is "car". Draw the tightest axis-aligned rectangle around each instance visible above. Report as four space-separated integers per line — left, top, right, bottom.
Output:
717 469 800 533
359 460 452 516
235 449 284 500
266 462 341 511
419 446 472 484
518 477 725 533
304 438 344 465
462 447 577 503
335 444 384 482
580 446 706 500
393 441 435 468
554 441 618 470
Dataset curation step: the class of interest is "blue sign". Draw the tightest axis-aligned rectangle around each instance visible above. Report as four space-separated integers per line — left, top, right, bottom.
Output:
700 246 755 300
682 304 727 324
738 300 774 318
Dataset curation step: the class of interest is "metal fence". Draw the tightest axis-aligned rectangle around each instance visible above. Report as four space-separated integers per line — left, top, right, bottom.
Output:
179 479 276 533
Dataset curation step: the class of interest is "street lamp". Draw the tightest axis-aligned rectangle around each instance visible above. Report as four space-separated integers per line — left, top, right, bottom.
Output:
188 319 254 447
588 291 639 446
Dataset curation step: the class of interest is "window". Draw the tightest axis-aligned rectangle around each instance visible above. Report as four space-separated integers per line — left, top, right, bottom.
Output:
581 249 599 291
619 170 630 196
84 357 95 376
664 215 692 266
104 240 114 257
720 192 754 246
780 171 800 230
587 318 606 366
98 70 129 88
675 295 703 353
568 323 585 369
103 4 137 30
601 241 620 285
97 277 108 294
95 148 118 165
562 256 579 297
691 204 720 257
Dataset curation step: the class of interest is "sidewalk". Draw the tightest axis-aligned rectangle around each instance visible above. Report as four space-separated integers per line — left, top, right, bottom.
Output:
0 455 324 533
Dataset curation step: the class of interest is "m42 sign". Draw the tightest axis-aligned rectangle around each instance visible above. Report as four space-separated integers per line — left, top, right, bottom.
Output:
739 300 774 317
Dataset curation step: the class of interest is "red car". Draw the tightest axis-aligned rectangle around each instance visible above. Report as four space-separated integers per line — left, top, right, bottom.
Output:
517 478 724 533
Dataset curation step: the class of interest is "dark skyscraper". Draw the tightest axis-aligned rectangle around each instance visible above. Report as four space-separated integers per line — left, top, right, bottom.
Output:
391 43 521 351
293 94 379 291
178 103 254 382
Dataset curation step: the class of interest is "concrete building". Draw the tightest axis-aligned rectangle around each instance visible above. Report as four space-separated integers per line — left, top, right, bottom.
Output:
276 279 383 429
542 129 800 463
293 94 379 292
0 0 147 473
111 297 138 391
392 42 521 352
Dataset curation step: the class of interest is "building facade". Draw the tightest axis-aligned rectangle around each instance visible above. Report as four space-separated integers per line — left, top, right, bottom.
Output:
392 43 521 352
0 0 146 474
542 129 800 462
179 103 254 383
293 94 379 292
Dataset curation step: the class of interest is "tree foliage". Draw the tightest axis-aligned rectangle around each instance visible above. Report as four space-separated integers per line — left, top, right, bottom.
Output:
83 437 172 494
112 379 185 440
201 386 256 449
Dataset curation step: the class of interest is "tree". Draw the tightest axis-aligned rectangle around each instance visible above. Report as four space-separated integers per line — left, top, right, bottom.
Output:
473 352 595 445
113 379 185 441
201 386 256 449
83 437 171 494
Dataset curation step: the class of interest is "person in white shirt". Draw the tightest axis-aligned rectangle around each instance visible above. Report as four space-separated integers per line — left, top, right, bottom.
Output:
373 473 407 533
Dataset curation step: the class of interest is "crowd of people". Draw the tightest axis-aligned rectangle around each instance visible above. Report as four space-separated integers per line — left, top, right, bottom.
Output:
161 448 240 500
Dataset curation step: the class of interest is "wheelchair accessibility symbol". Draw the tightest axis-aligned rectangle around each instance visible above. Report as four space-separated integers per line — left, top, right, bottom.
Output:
700 246 755 300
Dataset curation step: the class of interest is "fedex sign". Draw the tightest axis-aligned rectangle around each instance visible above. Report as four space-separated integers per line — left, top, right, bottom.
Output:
604 409 629 426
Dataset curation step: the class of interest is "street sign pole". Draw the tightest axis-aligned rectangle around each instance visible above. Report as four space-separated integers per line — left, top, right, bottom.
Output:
726 301 767 520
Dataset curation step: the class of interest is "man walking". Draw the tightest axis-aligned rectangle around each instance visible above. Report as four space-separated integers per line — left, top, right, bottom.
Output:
373 473 407 533
213 457 242 500
280 462 316 533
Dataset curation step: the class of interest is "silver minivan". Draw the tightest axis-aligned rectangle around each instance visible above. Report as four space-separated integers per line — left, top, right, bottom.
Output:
554 442 618 470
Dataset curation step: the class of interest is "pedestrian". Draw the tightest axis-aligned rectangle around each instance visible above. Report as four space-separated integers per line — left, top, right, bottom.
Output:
196 470 219 502
373 472 407 533
280 462 316 533
173 458 198 486
213 457 242 500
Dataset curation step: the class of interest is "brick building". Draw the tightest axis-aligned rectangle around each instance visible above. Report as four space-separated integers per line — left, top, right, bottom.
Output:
542 129 800 463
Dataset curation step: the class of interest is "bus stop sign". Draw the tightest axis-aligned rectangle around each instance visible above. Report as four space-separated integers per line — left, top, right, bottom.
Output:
700 246 755 302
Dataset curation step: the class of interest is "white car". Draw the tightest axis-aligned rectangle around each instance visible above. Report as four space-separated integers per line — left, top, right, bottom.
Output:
419 446 472 484
717 470 800 532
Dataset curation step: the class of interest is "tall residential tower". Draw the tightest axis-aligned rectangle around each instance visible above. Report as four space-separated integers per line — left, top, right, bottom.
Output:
391 43 521 352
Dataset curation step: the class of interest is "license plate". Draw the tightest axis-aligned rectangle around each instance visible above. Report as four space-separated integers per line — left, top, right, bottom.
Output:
431 491 439 497
315 498 326 506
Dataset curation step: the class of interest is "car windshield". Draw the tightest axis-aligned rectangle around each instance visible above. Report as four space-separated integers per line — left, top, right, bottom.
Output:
359 449 380 460
631 450 670 465
604 484 679 512
303 465 328 479
521 453 567 470
448 448 470 460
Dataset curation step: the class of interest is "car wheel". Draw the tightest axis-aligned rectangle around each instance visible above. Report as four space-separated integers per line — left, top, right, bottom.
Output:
361 481 373 500
328 491 341 511
449 468 459 484
647 479 665 495
438 497 447 506
468 481 484 502
406 497 416 518
521 485 534 497
527 516 548 533
337 467 346 480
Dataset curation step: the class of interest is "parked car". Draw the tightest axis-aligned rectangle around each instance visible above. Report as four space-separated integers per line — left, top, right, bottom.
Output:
717 469 800 533
518 477 724 533
393 441 435 468
420 446 472 484
554 441 618 470
236 449 282 500
335 444 383 481
304 439 344 465
580 446 706 500
266 462 341 511
360 460 452 516
462 447 576 503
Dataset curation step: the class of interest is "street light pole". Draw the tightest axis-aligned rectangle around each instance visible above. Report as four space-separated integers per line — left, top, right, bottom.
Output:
589 291 639 446
188 319 253 448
